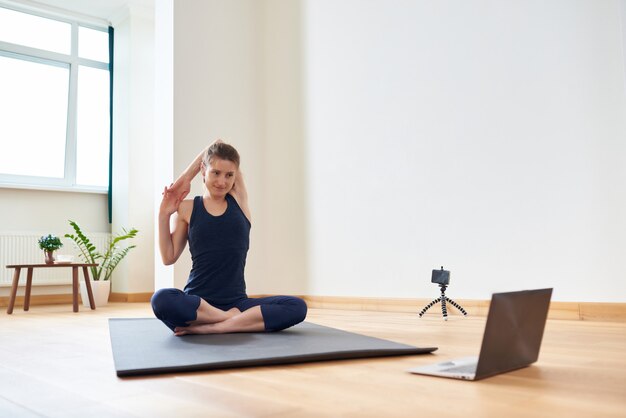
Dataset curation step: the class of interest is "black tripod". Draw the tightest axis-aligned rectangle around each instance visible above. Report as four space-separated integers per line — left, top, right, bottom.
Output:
418 284 467 320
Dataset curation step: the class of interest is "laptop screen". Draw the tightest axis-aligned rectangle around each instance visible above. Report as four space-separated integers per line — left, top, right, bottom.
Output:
475 288 553 379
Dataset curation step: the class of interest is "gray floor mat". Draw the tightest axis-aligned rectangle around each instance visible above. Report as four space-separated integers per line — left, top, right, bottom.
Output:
109 318 437 377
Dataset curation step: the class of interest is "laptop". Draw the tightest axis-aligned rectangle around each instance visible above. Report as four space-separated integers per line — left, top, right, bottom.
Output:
408 288 552 381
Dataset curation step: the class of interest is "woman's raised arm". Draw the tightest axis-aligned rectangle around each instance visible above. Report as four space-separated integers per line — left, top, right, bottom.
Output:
230 169 251 223
165 139 224 202
158 188 191 265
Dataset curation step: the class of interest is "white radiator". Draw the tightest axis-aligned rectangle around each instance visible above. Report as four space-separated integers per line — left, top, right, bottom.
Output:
0 232 111 285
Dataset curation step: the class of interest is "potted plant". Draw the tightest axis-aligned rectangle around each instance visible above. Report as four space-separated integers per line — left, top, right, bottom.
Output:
65 220 138 307
38 234 63 264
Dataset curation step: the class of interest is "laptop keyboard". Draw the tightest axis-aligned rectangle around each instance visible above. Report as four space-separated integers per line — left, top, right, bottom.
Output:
444 364 477 374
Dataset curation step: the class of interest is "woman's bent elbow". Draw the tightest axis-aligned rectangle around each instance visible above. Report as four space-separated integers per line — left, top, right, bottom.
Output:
161 256 176 265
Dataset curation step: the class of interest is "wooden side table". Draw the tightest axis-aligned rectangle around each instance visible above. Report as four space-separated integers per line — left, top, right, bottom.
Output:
5 263 98 314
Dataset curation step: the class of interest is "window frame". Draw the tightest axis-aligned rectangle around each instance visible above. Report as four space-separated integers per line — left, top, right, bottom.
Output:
0 4 110 194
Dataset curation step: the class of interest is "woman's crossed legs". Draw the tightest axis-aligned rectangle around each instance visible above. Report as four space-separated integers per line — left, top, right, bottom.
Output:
151 288 307 336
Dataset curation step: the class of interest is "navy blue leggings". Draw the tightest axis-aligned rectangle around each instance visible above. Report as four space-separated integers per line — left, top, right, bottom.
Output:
151 288 307 332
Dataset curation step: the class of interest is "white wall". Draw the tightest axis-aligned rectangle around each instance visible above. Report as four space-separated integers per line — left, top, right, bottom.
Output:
0 188 110 297
0 189 109 234
169 0 309 295
622 0 626 89
303 0 626 302
260 0 309 294
153 0 174 291
111 4 155 294
166 0 626 302
172 0 267 291
4 0 625 304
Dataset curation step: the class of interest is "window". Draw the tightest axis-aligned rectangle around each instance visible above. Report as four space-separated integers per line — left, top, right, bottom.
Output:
0 6 111 192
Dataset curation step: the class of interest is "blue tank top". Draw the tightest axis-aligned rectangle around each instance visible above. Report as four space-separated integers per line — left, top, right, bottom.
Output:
184 194 251 305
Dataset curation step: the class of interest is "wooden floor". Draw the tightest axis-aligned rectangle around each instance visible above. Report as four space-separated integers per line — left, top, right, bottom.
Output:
1 303 625 417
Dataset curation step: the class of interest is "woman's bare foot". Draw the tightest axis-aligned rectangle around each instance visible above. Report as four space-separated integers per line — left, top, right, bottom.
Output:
190 301 241 325
174 323 220 336
174 306 265 336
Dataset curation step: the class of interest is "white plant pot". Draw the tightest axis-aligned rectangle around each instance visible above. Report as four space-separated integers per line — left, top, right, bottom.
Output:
81 280 111 308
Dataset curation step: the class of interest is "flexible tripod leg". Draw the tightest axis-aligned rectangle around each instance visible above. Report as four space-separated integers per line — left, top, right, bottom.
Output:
418 297 442 317
444 297 468 316
441 295 448 321
438 286 450 320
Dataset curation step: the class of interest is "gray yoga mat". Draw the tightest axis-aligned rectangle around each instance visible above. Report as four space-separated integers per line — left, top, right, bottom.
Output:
109 318 437 377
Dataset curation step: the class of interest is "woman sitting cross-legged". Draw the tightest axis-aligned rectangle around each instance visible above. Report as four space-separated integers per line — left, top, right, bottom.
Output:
151 140 307 336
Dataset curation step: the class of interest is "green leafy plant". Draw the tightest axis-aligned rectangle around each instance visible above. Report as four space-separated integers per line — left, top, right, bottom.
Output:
38 234 63 252
65 220 138 281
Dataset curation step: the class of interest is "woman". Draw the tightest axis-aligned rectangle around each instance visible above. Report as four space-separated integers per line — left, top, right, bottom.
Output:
151 140 307 335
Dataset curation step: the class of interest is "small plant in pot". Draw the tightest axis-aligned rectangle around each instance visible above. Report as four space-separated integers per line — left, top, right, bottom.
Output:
65 220 138 307
38 234 63 264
